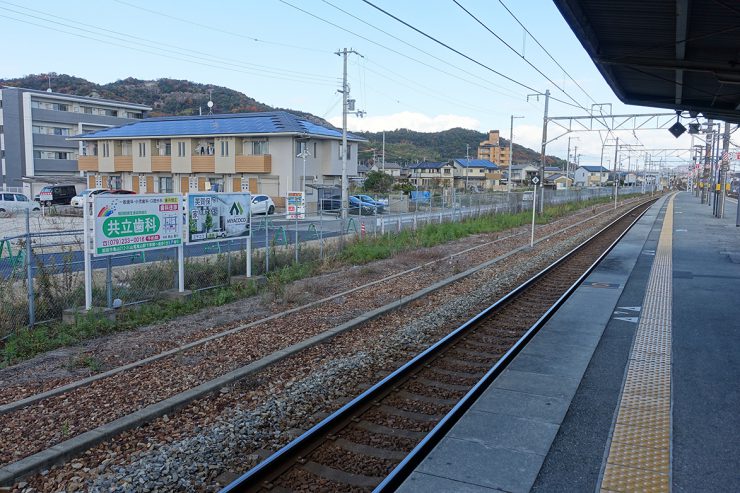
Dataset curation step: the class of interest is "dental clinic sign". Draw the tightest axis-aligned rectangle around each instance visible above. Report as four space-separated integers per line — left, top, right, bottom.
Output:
186 192 251 244
93 194 183 256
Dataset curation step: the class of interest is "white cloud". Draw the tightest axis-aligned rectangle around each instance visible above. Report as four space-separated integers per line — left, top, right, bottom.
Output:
328 111 480 133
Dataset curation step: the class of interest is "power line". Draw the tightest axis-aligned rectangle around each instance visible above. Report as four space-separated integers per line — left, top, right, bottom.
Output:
497 0 597 104
320 0 521 98
113 0 329 54
278 0 545 104
0 11 335 87
359 0 582 109
0 2 336 84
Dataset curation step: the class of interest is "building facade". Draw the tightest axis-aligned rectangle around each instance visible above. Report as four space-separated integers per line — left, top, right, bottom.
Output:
574 165 610 186
476 130 511 167
0 86 150 196
72 111 365 209
408 162 455 188
451 158 500 190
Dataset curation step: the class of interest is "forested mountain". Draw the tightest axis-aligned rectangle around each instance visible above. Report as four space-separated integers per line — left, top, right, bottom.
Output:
1 73 564 167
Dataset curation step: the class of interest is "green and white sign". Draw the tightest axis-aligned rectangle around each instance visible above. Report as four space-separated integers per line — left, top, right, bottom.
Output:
93 194 183 256
186 192 251 244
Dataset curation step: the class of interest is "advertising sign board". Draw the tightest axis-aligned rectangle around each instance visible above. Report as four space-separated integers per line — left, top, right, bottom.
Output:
287 191 305 219
93 194 183 256
186 192 251 244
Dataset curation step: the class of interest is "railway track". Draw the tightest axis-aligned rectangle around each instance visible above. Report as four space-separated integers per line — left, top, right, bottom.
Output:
222 200 654 492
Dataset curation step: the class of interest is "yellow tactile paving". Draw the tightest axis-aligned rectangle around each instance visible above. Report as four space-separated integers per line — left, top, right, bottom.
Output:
600 195 675 492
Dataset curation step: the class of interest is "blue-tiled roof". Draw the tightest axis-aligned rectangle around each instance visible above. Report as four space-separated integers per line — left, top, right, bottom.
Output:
580 165 610 173
544 166 561 171
453 159 499 170
409 161 448 169
71 111 366 142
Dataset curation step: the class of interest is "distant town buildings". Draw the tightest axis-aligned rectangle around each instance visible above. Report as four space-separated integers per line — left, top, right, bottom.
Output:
476 130 511 168
72 111 365 209
0 86 150 196
574 165 610 187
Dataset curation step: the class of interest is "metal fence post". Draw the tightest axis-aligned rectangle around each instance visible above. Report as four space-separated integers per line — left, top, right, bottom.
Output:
227 241 232 282
106 255 113 308
25 208 35 327
265 216 270 274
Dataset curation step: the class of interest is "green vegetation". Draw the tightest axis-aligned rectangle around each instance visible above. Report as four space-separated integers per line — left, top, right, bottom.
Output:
362 170 395 194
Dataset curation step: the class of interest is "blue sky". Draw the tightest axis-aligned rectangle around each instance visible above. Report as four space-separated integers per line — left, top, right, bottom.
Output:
0 0 699 167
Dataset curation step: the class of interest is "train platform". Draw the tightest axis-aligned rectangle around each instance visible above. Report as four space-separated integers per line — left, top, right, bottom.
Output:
398 192 740 493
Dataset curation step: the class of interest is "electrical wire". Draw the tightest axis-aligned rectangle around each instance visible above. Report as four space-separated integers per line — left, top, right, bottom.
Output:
0 11 335 87
320 0 522 99
113 0 330 55
0 2 336 84
359 0 586 111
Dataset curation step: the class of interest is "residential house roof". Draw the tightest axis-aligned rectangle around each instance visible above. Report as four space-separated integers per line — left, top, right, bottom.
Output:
544 166 561 172
546 173 571 182
510 164 539 171
71 111 367 141
409 161 448 170
579 165 610 173
452 159 499 170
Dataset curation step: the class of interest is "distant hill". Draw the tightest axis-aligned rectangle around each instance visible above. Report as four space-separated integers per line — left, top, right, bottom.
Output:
1 73 565 167
357 128 566 167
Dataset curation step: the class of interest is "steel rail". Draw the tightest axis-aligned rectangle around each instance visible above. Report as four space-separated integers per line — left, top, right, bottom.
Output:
221 200 654 492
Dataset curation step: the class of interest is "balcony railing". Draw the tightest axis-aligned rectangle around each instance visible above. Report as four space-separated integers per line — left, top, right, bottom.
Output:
78 155 99 171
235 154 272 173
152 156 172 172
192 155 215 173
114 156 133 171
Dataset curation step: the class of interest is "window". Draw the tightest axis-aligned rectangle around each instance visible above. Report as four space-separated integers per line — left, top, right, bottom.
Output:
251 140 269 155
159 176 173 193
138 142 146 157
15 194 28 202
338 143 352 159
108 176 122 190
296 141 307 155
220 140 229 156
102 142 110 158
313 142 318 158
82 106 93 114
2 193 14 201
177 142 186 157
127 111 143 119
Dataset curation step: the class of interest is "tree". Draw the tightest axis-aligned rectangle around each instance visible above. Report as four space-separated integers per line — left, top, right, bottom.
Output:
363 170 394 193
204 210 213 232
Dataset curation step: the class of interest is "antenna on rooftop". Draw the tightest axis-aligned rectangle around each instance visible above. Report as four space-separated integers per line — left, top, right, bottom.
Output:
207 89 214 115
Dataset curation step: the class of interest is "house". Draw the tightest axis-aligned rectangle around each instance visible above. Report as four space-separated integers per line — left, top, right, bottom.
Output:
574 165 610 186
370 161 404 178
356 163 371 179
451 159 500 190
508 164 540 184
476 130 511 167
544 166 562 177
408 161 455 188
71 111 367 210
0 86 150 197
545 173 573 190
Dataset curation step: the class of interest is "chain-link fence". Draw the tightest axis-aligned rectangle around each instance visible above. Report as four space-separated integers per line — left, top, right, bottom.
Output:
0 187 648 337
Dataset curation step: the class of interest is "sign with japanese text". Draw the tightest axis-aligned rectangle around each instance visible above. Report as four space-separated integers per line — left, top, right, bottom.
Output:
93 194 183 256
186 192 251 244
287 191 305 219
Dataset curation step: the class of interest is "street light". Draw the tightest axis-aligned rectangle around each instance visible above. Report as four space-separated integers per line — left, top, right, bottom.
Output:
509 115 524 193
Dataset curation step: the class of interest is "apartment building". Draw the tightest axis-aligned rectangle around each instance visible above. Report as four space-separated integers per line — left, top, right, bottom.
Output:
0 86 150 196
72 111 365 208
451 158 501 190
476 130 511 167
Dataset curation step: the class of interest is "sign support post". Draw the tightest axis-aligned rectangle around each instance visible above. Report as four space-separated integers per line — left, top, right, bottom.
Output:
247 209 252 277
83 196 93 310
530 176 539 247
177 244 185 292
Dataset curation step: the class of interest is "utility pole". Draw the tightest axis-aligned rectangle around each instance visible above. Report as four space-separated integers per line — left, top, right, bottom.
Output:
509 115 524 193
465 144 470 191
613 137 619 209
528 89 549 212
718 121 730 218
336 48 364 219
382 131 386 172
702 120 713 205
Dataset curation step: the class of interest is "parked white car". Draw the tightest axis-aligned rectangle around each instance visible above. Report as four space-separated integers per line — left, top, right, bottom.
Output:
0 193 41 212
70 188 109 207
250 194 276 215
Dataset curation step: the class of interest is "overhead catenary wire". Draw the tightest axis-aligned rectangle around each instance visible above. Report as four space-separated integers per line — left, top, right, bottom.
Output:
359 0 582 110
278 0 547 104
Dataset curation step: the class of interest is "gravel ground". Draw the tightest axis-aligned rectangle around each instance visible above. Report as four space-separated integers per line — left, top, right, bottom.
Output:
8 199 643 493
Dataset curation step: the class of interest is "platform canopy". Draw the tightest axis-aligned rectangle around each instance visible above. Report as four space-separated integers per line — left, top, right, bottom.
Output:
553 0 740 123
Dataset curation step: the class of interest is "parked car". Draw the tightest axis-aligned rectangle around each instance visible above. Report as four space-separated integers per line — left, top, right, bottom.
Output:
349 196 378 214
250 194 276 215
98 189 136 195
36 185 77 206
70 188 109 207
320 197 376 215
352 194 386 213
0 193 41 212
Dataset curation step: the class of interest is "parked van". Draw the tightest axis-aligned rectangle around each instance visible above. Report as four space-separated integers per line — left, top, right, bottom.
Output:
0 193 41 212
37 185 77 206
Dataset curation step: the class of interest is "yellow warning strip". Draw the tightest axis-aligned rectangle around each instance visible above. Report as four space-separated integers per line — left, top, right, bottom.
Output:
600 196 674 493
